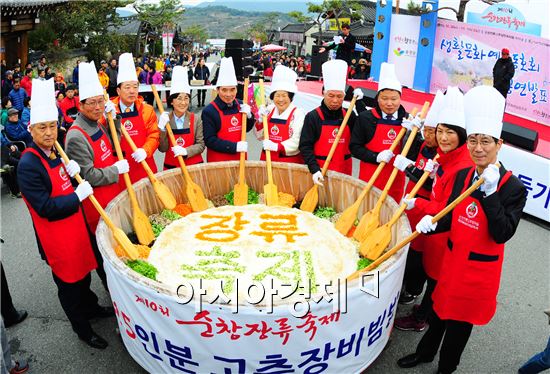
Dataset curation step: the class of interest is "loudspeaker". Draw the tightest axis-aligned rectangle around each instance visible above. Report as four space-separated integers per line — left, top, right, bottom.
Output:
502 122 538 151
225 45 254 80
311 45 328 77
225 39 254 49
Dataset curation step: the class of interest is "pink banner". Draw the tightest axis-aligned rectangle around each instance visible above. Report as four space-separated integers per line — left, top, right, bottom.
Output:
430 19 550 124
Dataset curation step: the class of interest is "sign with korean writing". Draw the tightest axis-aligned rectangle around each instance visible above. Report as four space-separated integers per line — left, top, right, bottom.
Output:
431 19 550 124
327 18 351 31
499 144 550 222
104 250 407 373
162 32 174 55
467 3 541 37
387 14 420 89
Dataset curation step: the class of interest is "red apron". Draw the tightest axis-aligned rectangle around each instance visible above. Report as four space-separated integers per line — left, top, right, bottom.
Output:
405 142 437 253
260 107 303 164
433 168 512 325
206 101 245 162
312 107 351 175
163 112 203 170
68 126 123 233
22 148 97 283
358 109 404 202
119 105 158 184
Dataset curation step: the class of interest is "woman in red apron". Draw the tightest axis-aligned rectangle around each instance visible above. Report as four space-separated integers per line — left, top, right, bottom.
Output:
158 66 204 170
398 85 526 374
256 65 305 164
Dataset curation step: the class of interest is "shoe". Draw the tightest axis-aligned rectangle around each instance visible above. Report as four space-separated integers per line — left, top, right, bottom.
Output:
4 310 28 327
89 305 115 319
9 359 29 374
399 291 417 305
397 353 433 368
79 331 108 349
394 312 427 332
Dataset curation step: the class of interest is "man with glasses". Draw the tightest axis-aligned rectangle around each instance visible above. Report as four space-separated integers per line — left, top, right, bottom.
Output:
492 48 515 99
65 61 128 234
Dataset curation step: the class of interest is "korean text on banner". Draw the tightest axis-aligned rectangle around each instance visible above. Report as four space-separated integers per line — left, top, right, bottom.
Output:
387 14 421 89
430 19 550 124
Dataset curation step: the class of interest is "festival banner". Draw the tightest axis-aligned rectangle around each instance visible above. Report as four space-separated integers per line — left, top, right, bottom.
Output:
430 19 550 124
387 14 420 89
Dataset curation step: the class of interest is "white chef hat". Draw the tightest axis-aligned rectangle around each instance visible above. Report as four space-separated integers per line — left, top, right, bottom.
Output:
30 78 58 125
424 90 444 128
270 65 298 94
78 61 104 101
322 59 347 92
378 62 402 93
464 85 505 139
216 57 238 87
170 66 191 95
116 53 138 84
438 86 465 129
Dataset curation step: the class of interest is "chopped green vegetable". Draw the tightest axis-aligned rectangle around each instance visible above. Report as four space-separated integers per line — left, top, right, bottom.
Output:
161 209 182 221
357 258 373 270
313 206 337 220
127 259 158 280
224 188 260 205
151 223 165 238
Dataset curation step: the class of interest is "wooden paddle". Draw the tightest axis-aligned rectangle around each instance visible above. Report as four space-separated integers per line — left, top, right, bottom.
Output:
300 97 357 213
259 79 279 206
54 141 139 260
334 109 413 235
151 85 208 212
233 77 250 206
347 176 485 281
120 126 177 210
361 155 439 260
353 102 430 242
104 92 154 246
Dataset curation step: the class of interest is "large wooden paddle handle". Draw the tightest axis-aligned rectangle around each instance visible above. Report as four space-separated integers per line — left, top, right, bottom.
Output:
54 141 118 232
259 79 274 184
238 78 250 185
120 126 157 182
348 176 485 281
321 96 357 176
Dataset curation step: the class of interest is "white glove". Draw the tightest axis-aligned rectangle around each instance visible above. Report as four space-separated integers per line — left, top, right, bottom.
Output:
263 139 279 152
239 104 252 118
402 114 423 131
171 145 187 157
312 171 324 186
393 155 414 172
353 88 364 101
131 148 147 163
75 181 93 202
402 197 416 210
104 100 117 118
236 141 248 153
376 149 394 164
114 160 129 174
480 164 500 196
258 105 270 118
158 112 170 131
62 159 80 178
424 159 435 173
416 215 437 234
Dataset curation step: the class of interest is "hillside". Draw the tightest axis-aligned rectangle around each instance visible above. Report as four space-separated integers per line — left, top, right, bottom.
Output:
178 5 296 38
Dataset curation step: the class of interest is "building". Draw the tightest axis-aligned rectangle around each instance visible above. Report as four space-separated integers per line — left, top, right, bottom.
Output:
278 23 317 57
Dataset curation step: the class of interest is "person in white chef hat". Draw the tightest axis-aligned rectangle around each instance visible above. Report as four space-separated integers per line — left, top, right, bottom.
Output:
397 85 526 374
299 59 358 185
201 57 255 162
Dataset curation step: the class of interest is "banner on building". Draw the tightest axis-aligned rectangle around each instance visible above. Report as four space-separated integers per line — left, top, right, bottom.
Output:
162 32 174 55
467 3 541 37
387 14 420 89
327 18 351 31
431 19 550 124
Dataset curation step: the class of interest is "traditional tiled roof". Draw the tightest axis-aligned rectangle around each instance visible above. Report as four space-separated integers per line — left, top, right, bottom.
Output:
1 0 67 16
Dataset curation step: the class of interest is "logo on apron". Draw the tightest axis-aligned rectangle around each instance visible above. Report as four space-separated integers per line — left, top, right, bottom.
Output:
332 128 338 138
59 167 69 181
124 120 133 131
270 125 279 136
100 139 108 153
418 158 425 169
387 128 397 140
466 201 479 218
176 137 185 146
231 116 239 126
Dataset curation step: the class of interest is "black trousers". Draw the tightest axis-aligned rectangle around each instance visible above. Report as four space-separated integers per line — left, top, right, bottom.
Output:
415 276 437 321
197 89 207 106
1 263 18 322
403 248 426 296
416 311 473 374
107 86 118 99
52 272 100 339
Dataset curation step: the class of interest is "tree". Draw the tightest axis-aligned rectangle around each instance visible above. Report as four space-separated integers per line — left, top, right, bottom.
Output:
407 0 423 15
182 25 208 45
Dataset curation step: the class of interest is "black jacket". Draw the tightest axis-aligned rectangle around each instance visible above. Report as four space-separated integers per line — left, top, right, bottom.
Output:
492 57 515 94
326 32 357 65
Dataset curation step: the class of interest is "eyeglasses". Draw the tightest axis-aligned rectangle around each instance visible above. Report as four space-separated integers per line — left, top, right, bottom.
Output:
467 137 495 147
84 99 105 107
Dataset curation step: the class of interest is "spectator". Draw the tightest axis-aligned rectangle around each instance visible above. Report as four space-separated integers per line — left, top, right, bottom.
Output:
105 58 118 98
59 84 80 128
12 64 21 80
24 63 34 78
98 66 109 90
194 58 210 107
155 57 164 73
0 59 5 81
263 62 273 81
352 59 370 80
1 132 22 198
44 66 55 80
72 59 80 85
37 55 47 71
4 108 32 146
20 98 31 130
2 70 14 99
54 72 67 95
1 98 12 126
493 48 515 99
20 69 33 97
37 69 46 80
8 79 27 113
163 65 173 83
